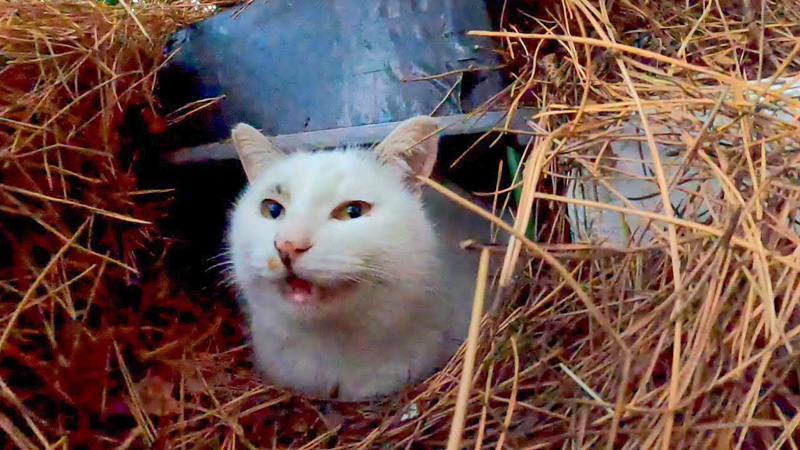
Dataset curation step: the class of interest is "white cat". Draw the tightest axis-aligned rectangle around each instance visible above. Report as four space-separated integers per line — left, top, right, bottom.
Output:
227 116 480 401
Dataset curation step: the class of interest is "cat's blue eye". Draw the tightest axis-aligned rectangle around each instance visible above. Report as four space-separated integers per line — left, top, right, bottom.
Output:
332 201 372 220
261 199 284 219
346 204 362 218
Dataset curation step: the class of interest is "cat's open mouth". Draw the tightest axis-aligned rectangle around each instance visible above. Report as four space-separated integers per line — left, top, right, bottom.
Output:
280 273 356 305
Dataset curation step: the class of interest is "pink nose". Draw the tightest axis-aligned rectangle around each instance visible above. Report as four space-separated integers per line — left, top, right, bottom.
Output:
274 240 312 264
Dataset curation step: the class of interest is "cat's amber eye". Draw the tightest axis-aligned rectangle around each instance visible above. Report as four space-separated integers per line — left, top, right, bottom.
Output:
261 199 284 219
331 201 372 220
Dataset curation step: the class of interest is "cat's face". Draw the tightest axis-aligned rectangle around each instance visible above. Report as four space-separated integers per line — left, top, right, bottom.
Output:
228 117 441 320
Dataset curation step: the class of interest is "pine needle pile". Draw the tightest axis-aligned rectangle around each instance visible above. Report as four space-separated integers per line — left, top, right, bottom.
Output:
2 0 800 448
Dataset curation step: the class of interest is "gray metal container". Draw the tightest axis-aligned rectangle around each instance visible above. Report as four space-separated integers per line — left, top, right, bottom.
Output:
158 0 514 161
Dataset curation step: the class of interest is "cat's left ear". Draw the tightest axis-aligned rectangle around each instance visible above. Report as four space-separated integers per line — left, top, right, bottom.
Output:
375 116 439 191
231 123 286 183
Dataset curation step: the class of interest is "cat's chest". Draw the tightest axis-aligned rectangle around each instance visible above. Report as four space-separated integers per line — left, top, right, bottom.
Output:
248 291 449 353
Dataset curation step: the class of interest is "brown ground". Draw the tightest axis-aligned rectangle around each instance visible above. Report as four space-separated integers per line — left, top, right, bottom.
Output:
2 0 800 448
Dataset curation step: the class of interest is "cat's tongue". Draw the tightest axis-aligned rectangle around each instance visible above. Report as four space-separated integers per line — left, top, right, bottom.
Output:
286 276 315 304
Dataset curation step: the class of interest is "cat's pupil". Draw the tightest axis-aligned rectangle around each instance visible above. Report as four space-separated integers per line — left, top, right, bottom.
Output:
346 204 362 218
330 201 371 221
261 199 284 219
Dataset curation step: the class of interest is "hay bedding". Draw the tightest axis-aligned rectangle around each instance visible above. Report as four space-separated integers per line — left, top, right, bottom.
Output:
2 0 800 448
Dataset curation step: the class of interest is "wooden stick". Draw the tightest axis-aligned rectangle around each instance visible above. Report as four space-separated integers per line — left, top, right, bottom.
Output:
446 248 491 450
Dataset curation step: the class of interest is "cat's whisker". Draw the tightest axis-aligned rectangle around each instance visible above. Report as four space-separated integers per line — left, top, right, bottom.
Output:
217 270 235 282
333 266 392 283
216 273 238 288
358 263 425 280
208 259 234 272
206 250 232 263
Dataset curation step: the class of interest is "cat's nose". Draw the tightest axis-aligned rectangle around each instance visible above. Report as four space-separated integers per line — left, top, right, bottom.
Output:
274 240 313 264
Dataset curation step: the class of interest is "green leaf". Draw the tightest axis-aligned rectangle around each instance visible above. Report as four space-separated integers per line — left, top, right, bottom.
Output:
505 146 536 240
506 146 523 207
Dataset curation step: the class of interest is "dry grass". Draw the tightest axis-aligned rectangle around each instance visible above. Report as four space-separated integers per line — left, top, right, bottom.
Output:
2 0 800 448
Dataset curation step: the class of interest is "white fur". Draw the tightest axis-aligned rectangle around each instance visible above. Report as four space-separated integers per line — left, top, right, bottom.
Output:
227 117 476 401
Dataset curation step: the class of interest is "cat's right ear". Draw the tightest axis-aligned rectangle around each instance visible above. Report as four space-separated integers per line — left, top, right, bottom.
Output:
231 123 286 182
375 116 439 192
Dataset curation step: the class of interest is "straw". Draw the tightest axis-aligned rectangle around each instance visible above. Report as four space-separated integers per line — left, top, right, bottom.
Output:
2 0 800 448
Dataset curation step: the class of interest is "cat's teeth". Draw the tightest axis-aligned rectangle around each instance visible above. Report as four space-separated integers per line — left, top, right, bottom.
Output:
287 277 315 304
290 291 313 303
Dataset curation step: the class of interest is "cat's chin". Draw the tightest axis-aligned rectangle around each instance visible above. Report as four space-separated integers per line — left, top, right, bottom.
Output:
276 274 357 306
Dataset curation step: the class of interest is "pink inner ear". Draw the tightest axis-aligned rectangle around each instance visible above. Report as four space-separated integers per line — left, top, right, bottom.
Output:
231 123 285 182
376 116 440 184
410 141 437 179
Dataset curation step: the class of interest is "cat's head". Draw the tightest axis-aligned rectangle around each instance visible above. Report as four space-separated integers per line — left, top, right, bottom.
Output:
227 116 441 320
